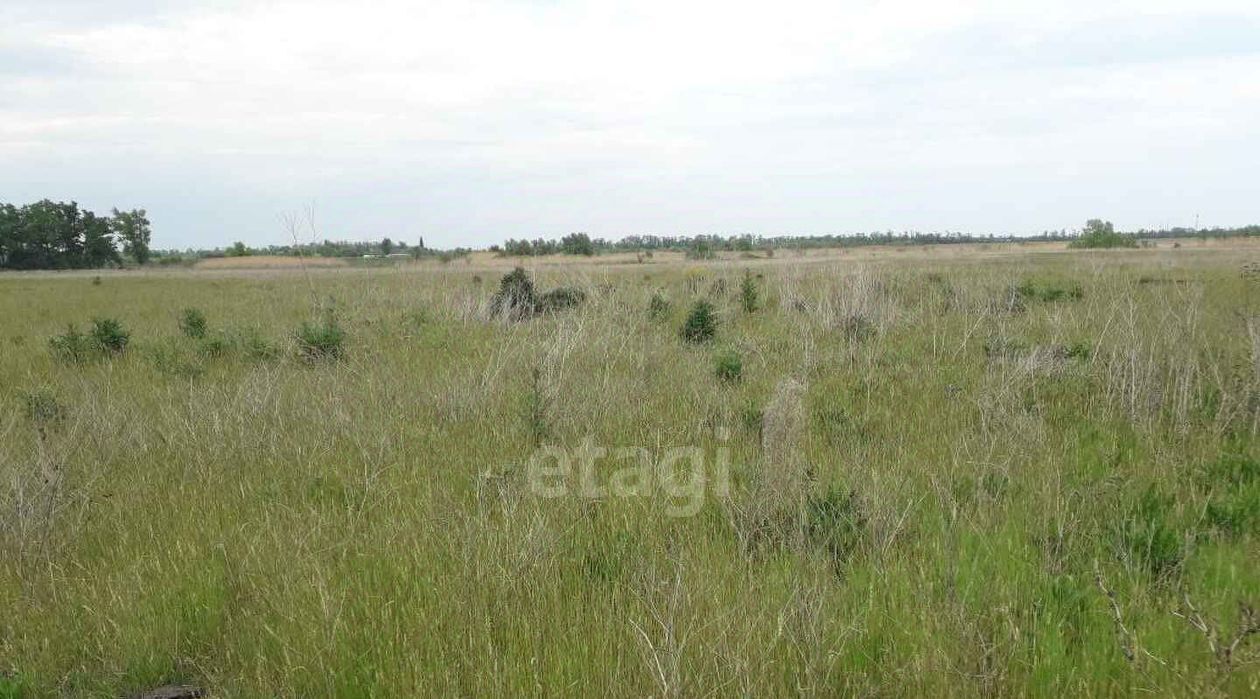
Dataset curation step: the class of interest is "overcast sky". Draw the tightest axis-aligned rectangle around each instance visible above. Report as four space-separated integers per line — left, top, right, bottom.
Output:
2 0 1257 249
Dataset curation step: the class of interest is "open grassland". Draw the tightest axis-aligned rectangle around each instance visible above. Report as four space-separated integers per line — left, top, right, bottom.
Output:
193 256 349 270
2 243 1260 697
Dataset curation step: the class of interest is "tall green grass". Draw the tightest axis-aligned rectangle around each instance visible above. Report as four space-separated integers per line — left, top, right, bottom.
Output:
1 247 1258 696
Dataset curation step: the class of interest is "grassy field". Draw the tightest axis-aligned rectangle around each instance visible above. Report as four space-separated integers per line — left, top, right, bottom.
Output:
2 241 1259 697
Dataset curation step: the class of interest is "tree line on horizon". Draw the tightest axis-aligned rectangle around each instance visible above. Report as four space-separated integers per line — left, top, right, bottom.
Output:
0 200 151 270
491 222 1260 257
5 199 1260 271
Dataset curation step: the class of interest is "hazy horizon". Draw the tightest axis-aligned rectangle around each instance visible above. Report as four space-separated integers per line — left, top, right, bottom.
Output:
3 0 1258 250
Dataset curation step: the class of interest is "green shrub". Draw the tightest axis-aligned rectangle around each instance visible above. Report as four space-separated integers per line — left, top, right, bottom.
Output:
296 313 346 360
1065 341 1092 360
1068 219 1138 249
197 333 232 359
680 300 718 344
648 291 671 320
491 267 537 320
89 317 129 354
48 318 129 361
806 485 867 575
48 325 94 362
1115 487 1183 580
179 307 208 339
1199 454 1260 538
490 268 586 319
1204 493 1260 538
739 270 759 313
1015 280 1084 303
538 286 586 313
714 350 743 383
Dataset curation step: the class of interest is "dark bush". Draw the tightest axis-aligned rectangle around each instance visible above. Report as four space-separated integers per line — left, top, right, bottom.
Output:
1016 280 1085 303
49 325 94 362
491 268 586 320
49 318 130 361
648 291 671 320
538 286 586 313
740 270 759 313
680 300 718 344
179 308 208 339
89 318 129 354
295 313 346 360
491 267 538 320
1065 341 1092 360
806 485 867 575
714 350 743 382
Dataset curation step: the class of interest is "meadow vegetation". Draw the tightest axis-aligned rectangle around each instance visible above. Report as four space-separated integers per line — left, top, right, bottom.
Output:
1 243 1259 696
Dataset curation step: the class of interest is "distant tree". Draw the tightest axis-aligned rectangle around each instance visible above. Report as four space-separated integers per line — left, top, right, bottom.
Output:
1086 219 1113 236
381 237 394 256
0 199 126 270
0 203 15 267
226 241 250 257
686 239 715 260
111 208 151 264
1069 219 1138 249
417 236 425 250
82 210 120 267
560 232 595 256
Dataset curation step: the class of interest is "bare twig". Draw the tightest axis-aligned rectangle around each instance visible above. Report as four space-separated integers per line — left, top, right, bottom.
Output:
1175 592 1260 668
1094 561 1136 663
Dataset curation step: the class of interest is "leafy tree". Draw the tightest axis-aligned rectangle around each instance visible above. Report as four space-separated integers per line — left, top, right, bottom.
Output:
686 240 715 260
1069 219 1138 249
82 210 120 267
0 200 124 270
560 232 595 256
0 201 159 269
0 203 18 268
111 208 152 264
226 241 250 257
381 237 394 256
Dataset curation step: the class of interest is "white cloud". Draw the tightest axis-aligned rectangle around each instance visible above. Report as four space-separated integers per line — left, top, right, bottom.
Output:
1 0 1258 246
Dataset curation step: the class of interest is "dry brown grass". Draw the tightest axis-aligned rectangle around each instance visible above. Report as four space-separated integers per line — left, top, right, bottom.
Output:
194 255 349 270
